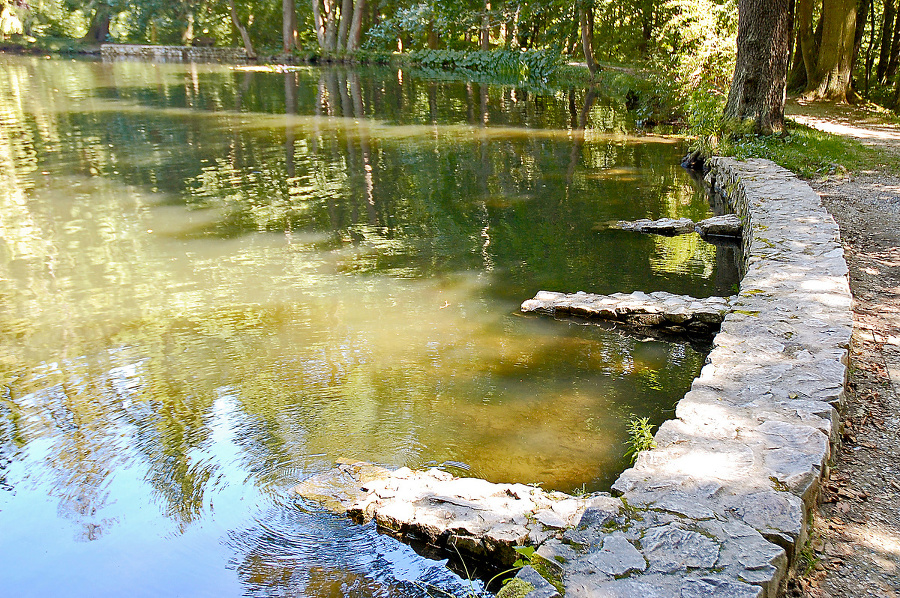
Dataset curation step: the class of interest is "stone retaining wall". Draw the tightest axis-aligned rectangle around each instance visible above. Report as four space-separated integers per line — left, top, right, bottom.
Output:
100 44 249 62
518 157 851 596
578 157 851 597
294 158 851 598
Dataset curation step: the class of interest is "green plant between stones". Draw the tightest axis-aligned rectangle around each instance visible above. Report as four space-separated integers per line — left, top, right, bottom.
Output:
625 416 657 464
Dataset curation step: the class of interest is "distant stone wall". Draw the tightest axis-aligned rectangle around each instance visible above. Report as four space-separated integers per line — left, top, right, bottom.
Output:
100 44 249 62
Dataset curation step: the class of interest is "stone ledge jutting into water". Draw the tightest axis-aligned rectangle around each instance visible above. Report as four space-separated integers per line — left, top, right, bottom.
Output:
292 459 618 573
294 158 851 598
520 290 733 334
608 214 743 238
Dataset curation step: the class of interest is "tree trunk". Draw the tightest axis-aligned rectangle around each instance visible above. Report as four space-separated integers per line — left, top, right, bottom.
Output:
803 0 857 101
324 0 338 51
724 0 791 135
182 12 195 45
886 7 900 79
481 1 491 50
347 0 366 51
580 6 599 76
81 5 112 45
426 19 439 49
796 0 818 85
312 0 326 49
787 36 808 90
283 0 297 54
865 0 878 92
337 0 352 51
877 0 896 82
228 0 256 58
508 6 520 49
852 0 871 89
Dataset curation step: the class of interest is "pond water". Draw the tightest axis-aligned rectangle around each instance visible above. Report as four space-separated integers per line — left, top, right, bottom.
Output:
0 56 737 596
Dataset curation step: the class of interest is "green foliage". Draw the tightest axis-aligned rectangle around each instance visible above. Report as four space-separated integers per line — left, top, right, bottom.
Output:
408 48 563 82
625 415 656 463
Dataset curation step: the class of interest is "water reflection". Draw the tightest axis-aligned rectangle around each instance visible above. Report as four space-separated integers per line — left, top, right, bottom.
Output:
0 55 726 596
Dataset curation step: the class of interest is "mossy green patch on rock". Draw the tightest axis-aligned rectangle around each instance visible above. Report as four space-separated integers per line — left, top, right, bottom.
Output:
496 578 535 598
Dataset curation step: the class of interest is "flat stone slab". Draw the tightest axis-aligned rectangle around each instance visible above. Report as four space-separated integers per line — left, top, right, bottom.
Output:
521 290 732 333
614 217 697 235
293 460 613 567
607 215 743 238
697 214 743 237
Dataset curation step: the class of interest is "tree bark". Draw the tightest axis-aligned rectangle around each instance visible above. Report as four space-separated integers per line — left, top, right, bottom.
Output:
508 6 520 49
337 0 352 51
877 0 896 82
312 0 326 49
283 0 298 54
724 0 791 135
796 0 818 83
886 6 900 79
81 5 112 45
228 0 256 58
803 0 857 101
580 5 599 76
324 0 338 51
853 0 871 64
347 0 366 51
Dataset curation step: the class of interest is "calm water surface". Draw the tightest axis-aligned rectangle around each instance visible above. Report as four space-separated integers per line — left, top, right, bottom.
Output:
0 56 735 596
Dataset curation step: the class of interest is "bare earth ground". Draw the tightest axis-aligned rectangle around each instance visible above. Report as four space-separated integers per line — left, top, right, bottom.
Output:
783 100 900 597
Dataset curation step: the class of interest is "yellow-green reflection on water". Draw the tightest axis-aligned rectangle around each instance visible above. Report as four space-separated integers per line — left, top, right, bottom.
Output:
0 55 735 597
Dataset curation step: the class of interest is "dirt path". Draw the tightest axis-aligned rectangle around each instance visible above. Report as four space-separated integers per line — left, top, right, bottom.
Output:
782 100 900 597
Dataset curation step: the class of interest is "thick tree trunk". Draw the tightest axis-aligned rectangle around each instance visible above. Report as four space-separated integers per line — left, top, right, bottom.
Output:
312 0 326 48
337 0 352 51
797 0 818 82
787 37 808 91
877 0 896 82
324 0 338 51
81 6 112 44
580 6 599 76
803 0 857 101
886 7 900 80
724 0 791 135
283 0 297 54
347 0 366 51
228 0 256 58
